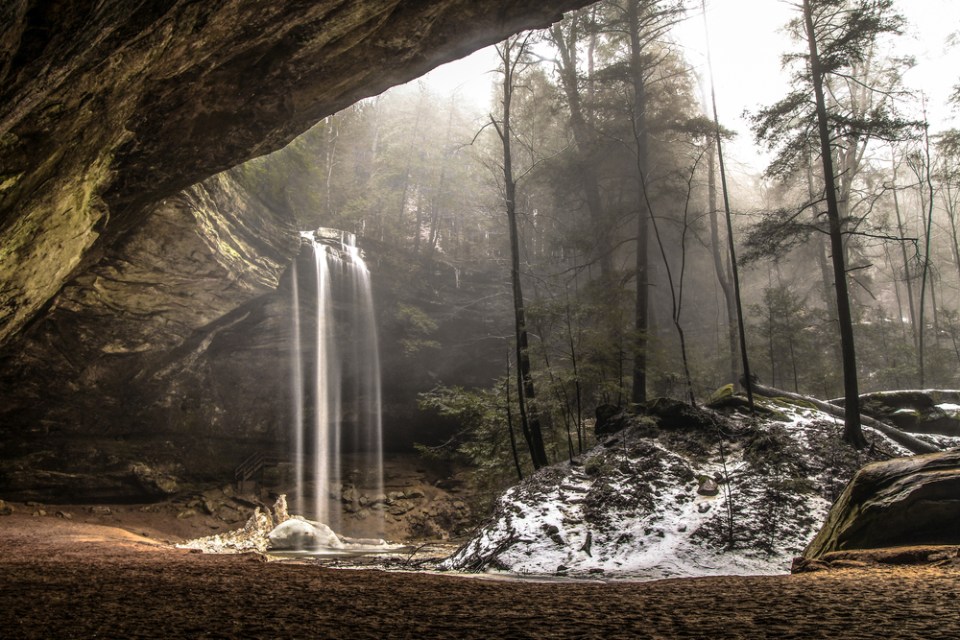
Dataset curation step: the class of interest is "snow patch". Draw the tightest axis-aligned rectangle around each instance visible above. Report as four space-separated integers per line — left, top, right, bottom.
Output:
444 400 957 580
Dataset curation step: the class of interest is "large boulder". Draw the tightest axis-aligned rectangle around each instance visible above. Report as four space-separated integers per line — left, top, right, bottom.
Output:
804 450 960 558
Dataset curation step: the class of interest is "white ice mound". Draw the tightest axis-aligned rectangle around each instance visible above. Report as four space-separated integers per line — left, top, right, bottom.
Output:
267 517 344 550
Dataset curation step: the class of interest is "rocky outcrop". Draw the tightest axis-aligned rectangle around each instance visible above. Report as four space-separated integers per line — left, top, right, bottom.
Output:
857 390 960 437
0 169 297 500
804 450 960 558
0 0 589 347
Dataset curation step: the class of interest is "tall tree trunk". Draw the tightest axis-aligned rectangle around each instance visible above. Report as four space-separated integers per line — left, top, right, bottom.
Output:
702 0 753 406
626 0 650 406
917 106 936 387
803 0 866 448
494 36 548 469
504 357 524 481
891 159 918 349
883 242 911 344
428 100 456 256
550 18 614 278
706 135 739 387
324 115 339 218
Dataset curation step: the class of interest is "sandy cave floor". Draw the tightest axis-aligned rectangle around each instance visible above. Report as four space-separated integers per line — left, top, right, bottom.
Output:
2 511 960 639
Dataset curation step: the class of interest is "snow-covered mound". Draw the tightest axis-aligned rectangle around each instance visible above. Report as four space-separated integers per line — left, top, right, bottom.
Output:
267 518 344 550
443 398 960 579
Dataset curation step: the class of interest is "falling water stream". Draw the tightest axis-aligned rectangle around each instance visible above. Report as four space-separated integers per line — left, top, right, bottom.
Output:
289 229 383 537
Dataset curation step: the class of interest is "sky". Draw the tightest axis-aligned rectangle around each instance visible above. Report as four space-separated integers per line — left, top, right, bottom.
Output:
413 0 960 175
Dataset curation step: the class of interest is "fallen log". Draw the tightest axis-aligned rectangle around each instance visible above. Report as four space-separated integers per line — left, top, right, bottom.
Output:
751 383 939 455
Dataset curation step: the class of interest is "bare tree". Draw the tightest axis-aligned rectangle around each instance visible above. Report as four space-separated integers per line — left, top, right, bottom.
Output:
491 34 549 469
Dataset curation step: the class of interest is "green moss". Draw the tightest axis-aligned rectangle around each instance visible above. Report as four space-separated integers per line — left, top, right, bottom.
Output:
706 383 734 405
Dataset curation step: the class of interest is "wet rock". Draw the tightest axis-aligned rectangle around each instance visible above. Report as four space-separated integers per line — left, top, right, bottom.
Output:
388 502 414 516
342 486 361 504
804 450 960 558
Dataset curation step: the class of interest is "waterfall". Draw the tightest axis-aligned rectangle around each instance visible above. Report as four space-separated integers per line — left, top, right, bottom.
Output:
289 229 383 536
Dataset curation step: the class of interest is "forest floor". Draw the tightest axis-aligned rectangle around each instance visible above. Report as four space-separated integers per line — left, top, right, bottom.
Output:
2 509 960 639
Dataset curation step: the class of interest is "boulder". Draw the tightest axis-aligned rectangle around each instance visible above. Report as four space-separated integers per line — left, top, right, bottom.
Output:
697 478 719 497
857 390 960 436
804 450 960 558
645 398 717 431
267 518 343 551
595 404 629 436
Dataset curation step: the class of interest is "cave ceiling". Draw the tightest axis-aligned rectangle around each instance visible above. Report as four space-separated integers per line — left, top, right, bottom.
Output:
0 0 592 348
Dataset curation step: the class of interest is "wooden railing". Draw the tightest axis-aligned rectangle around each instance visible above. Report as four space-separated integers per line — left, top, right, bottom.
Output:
234 452 279 490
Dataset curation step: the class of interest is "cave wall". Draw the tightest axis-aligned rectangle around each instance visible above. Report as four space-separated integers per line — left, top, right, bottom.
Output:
0 170 298 499
1 0 594 499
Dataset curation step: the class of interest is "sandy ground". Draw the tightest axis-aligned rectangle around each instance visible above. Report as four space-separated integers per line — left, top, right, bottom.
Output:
2 510 960 639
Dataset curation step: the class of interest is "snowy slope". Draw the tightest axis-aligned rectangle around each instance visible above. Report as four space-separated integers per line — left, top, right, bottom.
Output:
443 399 959 579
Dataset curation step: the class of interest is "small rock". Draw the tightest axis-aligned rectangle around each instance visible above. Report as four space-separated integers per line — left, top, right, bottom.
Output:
580 530 593 556
404 489 426 500
677 524 687 533
55 510 73 520
177 508 197 520
90 505 112 516
698 503 711 514
388 503 413 516
697 478 720 496
33 509 47 517
0 500 13 516
556 565 569 574
542 523 564 546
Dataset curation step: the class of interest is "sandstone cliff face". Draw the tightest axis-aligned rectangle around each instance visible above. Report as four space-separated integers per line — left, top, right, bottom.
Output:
0 170 297 499
0 0 589 346
0 0 589 499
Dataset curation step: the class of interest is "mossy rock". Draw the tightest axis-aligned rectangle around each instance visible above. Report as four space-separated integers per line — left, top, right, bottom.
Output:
706 384 734 405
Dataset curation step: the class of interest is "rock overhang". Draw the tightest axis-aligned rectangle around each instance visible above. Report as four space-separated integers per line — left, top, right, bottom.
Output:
0 0 593 347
